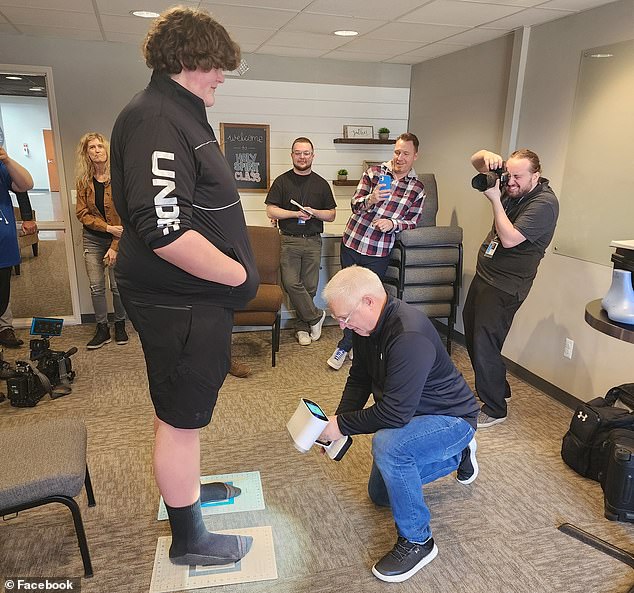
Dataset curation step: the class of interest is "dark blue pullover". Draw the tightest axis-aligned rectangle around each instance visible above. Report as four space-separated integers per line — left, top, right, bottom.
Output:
336 296 478 435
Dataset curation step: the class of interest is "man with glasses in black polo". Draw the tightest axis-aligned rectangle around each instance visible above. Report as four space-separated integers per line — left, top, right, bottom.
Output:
265 137 336 347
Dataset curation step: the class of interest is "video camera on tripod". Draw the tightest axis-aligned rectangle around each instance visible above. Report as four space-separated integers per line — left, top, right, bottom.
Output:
6 317 77 407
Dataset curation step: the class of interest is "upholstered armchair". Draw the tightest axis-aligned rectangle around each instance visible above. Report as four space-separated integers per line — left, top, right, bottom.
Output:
233 226 284 366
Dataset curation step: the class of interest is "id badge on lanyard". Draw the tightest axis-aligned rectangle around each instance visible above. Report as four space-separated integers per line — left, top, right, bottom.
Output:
484 237 499 258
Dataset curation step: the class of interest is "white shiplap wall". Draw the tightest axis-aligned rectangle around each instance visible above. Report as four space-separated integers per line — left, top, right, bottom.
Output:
206 78 410 324
207 79 410 231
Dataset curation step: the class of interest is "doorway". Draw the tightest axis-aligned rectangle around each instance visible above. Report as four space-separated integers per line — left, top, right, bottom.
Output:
0 65 80 326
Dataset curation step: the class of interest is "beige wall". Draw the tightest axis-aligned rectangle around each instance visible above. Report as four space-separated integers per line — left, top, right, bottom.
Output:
409 0 634 400
409 33 514 307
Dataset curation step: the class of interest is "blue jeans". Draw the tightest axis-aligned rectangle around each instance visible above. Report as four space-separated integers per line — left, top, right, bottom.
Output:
368 415 475 543
82 231 126 324
337 243 390 352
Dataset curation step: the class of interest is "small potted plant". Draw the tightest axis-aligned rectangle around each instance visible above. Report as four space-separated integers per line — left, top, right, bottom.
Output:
378 127 390 140
337 169 348 182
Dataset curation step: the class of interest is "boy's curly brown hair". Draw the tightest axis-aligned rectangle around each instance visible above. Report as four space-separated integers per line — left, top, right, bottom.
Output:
143 6 240 74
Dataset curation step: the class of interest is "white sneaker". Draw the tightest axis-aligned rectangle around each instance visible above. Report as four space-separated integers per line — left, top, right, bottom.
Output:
310 310 327 341
296 331 311 346
327 347 347 370
348 348 353 361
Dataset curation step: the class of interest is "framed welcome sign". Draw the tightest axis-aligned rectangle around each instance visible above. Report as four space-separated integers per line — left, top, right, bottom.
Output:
219 123 270 192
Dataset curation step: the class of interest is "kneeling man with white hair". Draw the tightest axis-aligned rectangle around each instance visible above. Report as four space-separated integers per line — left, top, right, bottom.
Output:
319 265 479 582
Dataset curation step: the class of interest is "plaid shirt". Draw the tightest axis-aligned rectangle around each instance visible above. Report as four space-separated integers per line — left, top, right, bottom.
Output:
342 163 425 257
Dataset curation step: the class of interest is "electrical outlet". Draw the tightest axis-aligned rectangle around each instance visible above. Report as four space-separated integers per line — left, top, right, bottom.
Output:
564 338 574 359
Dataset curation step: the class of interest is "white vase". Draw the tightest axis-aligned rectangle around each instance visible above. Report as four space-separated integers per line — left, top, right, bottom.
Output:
603 269 634 325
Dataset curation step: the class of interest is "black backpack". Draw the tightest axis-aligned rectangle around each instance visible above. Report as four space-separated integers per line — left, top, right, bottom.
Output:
561 383 634 482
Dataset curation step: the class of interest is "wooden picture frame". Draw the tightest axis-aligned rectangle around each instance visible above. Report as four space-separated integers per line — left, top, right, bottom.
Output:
363 160 383 172
219 123 270 192
343 125 374 140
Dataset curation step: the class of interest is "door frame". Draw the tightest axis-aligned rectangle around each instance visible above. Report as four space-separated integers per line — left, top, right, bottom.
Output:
0 63 81 326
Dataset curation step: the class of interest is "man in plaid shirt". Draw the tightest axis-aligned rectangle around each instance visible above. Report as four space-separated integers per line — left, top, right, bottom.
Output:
327 132 426 370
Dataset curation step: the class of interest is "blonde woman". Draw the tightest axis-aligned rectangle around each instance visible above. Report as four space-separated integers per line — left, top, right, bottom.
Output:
75 132 127 349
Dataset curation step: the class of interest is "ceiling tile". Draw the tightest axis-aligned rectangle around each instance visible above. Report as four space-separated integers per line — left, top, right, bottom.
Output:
456 0 544 6
399 0 524 27
210 0 313 9
385 41 471 63
338 36 424 54
263 30 349 50
0 0 93 10
537 0 616 10
15 24 104 40
397 42 469 60
100 14 154 35
224 26 278 45
370 21 469 43
255 45 327 58
441 26 510 44
0 6 100 30
199 3 297 29
383 54 428 65
283 12 384 35
486 7 574 29
306 0 426 19
95 0 198 18
322 49 402 62
104 31 151 45
236 44 260 53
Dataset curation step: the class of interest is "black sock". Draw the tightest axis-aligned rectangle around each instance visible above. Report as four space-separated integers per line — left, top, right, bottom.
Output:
165 499 253 566
200 481 241 503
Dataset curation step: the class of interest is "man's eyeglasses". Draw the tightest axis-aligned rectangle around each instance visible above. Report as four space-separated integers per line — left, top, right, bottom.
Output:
292 151 313 157
331 299 362 325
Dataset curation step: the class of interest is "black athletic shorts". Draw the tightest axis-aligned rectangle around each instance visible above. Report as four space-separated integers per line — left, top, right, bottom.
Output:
123 298 233 429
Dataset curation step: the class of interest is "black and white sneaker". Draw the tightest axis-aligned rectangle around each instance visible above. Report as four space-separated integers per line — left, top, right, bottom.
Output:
114 320 129 345
372 536 438 582
86 323 111 350
456 438 478 485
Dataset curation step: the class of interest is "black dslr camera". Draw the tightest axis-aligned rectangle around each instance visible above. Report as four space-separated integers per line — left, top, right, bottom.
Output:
6 317 77 407
471 166 509 192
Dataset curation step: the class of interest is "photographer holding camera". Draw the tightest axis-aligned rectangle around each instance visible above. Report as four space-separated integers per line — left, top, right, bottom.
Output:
463 149 558 428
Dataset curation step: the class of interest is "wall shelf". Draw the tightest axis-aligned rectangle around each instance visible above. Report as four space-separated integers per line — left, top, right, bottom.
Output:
333 138 395 144
333 179 359 186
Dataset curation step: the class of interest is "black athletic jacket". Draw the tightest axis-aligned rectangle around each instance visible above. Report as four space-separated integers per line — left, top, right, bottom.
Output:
336 296 478 435
111 71 258 307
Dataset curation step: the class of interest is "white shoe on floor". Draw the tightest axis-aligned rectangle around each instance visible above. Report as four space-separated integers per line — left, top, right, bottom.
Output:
327 347 347 370
310 310 327 341
296 331 312 346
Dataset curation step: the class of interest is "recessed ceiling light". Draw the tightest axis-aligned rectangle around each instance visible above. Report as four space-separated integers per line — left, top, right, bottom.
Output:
29 87 44 91
130 10 160 18
334 30 358 37
588 53 614 58
6 76 22 80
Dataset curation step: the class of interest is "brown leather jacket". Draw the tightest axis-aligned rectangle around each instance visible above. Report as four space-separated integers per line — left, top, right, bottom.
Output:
76 180 122 251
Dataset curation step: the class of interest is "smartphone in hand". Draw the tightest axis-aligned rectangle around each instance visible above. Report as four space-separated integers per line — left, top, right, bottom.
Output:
378 174 392 191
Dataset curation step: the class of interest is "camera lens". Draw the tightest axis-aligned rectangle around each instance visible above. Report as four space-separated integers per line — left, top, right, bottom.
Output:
471 172 498 192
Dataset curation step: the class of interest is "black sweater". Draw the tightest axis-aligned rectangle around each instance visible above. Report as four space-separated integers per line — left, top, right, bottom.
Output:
111 71 258 307
336 296 478 435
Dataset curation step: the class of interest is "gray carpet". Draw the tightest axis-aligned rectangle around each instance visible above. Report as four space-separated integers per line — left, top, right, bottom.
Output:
11 232 74 318
0 324 632 593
